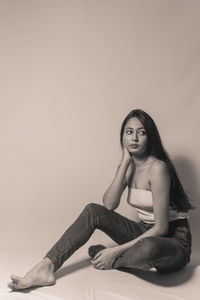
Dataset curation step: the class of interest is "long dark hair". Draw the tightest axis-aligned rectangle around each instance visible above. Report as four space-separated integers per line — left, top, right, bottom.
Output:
120 109 192 212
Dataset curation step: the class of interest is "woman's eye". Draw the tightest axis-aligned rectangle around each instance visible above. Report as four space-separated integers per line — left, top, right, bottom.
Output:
139 131 146 136
126 130 132 135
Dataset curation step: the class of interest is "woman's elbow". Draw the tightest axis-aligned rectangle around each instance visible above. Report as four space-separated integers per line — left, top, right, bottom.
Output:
154 224 169 236
102 196 118 211
160 228 169 236
103 203 115 211
102 200 116 211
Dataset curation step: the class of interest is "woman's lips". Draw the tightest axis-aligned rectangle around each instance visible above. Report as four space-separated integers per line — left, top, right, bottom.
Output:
129 144 139 148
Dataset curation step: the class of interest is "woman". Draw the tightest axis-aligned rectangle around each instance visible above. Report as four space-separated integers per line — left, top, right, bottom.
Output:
8 109 192 291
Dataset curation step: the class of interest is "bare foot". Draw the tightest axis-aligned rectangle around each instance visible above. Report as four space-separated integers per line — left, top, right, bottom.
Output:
7 258 56 291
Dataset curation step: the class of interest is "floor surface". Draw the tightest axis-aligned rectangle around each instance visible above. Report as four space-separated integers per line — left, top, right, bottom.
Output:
1 232 199 300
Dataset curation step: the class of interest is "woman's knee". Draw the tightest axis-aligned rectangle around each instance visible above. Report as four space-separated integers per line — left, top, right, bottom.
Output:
84 203 105 216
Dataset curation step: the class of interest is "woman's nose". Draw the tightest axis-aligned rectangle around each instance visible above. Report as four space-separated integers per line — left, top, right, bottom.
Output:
132 133 139 141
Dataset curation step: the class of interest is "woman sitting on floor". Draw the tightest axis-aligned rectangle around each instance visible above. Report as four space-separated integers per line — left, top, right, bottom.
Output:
8 109 192 291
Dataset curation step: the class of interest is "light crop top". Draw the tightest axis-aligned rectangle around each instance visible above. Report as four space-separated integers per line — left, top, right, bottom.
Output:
127 188 188 224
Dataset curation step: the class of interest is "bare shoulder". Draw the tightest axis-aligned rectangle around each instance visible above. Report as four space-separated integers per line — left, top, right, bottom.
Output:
149 158 170 190
150 158 169 177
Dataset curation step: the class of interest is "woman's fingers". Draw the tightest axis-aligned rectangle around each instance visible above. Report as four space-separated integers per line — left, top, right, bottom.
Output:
91 256 101 264
93 262 105 269
91 255 104 269
92 251 103 261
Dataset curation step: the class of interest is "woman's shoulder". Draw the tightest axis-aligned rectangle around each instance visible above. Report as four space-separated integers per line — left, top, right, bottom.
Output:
150 158 169 175
149 158 170 188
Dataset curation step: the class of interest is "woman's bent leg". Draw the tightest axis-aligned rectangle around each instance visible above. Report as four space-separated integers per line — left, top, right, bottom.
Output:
113 236 190 272
45 203 146 271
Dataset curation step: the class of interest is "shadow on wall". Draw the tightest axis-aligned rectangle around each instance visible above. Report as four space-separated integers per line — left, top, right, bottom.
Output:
173 156 200 266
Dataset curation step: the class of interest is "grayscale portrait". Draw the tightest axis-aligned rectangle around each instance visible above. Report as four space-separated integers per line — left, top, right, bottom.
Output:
1 1 199 300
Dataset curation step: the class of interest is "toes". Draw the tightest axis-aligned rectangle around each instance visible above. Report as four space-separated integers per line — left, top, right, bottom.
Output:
8 282 17 290
10 274 22 283
9 274 27 290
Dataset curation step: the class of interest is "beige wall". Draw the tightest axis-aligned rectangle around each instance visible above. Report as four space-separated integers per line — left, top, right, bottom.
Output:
0 0 199 259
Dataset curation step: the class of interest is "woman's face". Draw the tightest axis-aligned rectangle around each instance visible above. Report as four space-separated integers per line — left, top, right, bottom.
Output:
123 117 148 156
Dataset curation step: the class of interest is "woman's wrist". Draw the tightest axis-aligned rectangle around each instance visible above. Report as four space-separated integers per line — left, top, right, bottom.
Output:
120 158 131 168
113 245 124 257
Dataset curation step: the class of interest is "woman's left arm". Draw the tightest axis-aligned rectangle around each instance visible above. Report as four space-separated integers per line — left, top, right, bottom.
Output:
92 161 171 269
114 160 171 256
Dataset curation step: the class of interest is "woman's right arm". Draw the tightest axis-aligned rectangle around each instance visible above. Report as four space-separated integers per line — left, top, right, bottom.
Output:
102 147 131 211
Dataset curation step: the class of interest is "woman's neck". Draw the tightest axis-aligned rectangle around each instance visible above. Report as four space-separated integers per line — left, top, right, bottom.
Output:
132 154 154 168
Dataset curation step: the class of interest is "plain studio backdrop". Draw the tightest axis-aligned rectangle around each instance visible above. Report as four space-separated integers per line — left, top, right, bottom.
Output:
0 0 200 284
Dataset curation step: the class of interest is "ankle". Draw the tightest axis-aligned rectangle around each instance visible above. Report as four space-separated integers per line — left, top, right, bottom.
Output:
43 257 54 269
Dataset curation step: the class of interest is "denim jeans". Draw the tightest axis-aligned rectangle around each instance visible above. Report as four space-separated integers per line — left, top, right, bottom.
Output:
45 203 191 273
